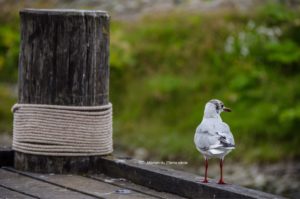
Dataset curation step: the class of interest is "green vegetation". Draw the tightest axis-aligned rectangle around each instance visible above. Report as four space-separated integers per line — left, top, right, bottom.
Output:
0 84 15 133
0 10 19 133
0 11 19 83
1 3 300 164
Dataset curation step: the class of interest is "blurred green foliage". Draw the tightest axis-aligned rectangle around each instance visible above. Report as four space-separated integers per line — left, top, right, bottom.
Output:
110 3 300 163
1 3 300 163
0 84 15 133
0 21 19 82
0 9 19 133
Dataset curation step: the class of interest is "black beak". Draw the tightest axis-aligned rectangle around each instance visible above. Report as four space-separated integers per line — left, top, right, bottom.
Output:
223 107 232 112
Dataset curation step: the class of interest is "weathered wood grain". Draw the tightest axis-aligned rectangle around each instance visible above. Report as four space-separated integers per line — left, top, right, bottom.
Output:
0 186 36 199
18 9 110 106
14 153 107 174
0 150 286 199
94 156 286 199
3 167 160 199
0 169 97 199
89 174 185 199
15 9 110 173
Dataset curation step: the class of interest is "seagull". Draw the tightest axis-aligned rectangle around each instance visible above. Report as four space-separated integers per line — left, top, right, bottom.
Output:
194 99 235 184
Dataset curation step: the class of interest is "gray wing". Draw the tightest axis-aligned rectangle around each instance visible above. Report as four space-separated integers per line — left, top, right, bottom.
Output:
220 122 235 146
194 121 235 152
194 121 219 151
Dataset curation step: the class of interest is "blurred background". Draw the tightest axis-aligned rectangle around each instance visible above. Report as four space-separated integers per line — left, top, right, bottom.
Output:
0 0 300 198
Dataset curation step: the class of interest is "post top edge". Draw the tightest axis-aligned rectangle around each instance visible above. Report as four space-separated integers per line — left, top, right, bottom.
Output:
20 8 109 17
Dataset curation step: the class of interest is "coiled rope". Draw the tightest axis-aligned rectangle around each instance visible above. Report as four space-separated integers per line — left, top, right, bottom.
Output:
12 103 113 156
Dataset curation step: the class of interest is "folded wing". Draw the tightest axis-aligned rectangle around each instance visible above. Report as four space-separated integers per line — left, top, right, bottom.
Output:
194 121 235 155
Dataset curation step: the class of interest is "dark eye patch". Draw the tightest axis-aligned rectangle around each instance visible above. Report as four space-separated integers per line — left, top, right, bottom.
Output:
215 103 221 110
209 99 224 110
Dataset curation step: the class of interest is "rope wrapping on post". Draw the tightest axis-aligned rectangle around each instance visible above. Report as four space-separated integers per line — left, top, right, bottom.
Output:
12 103 113 156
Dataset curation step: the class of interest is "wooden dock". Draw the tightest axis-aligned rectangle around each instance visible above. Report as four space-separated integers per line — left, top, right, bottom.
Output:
0 148 285 199
0 167 184 199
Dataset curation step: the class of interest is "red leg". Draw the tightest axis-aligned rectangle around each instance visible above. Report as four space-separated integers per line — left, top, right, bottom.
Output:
218 159 225 184
202 158 208 183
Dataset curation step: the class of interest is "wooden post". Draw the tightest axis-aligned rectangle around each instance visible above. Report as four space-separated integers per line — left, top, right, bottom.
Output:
14 9 110 173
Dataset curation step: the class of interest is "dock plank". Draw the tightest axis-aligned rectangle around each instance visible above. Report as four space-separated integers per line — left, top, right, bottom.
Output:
0 169 97 199
3 168 159 199
32 174 156 199
0 186 36 199
89 174 186 199
0 149 285 199
96 156 285 199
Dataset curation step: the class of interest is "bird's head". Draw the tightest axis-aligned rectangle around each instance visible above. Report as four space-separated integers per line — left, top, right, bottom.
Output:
204 99 231 118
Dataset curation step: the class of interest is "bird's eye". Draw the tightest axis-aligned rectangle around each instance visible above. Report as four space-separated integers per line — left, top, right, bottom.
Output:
221 104 224 108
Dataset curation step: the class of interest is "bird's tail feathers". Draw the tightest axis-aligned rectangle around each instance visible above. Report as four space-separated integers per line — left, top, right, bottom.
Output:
225 146 235 150
209 149 224 155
